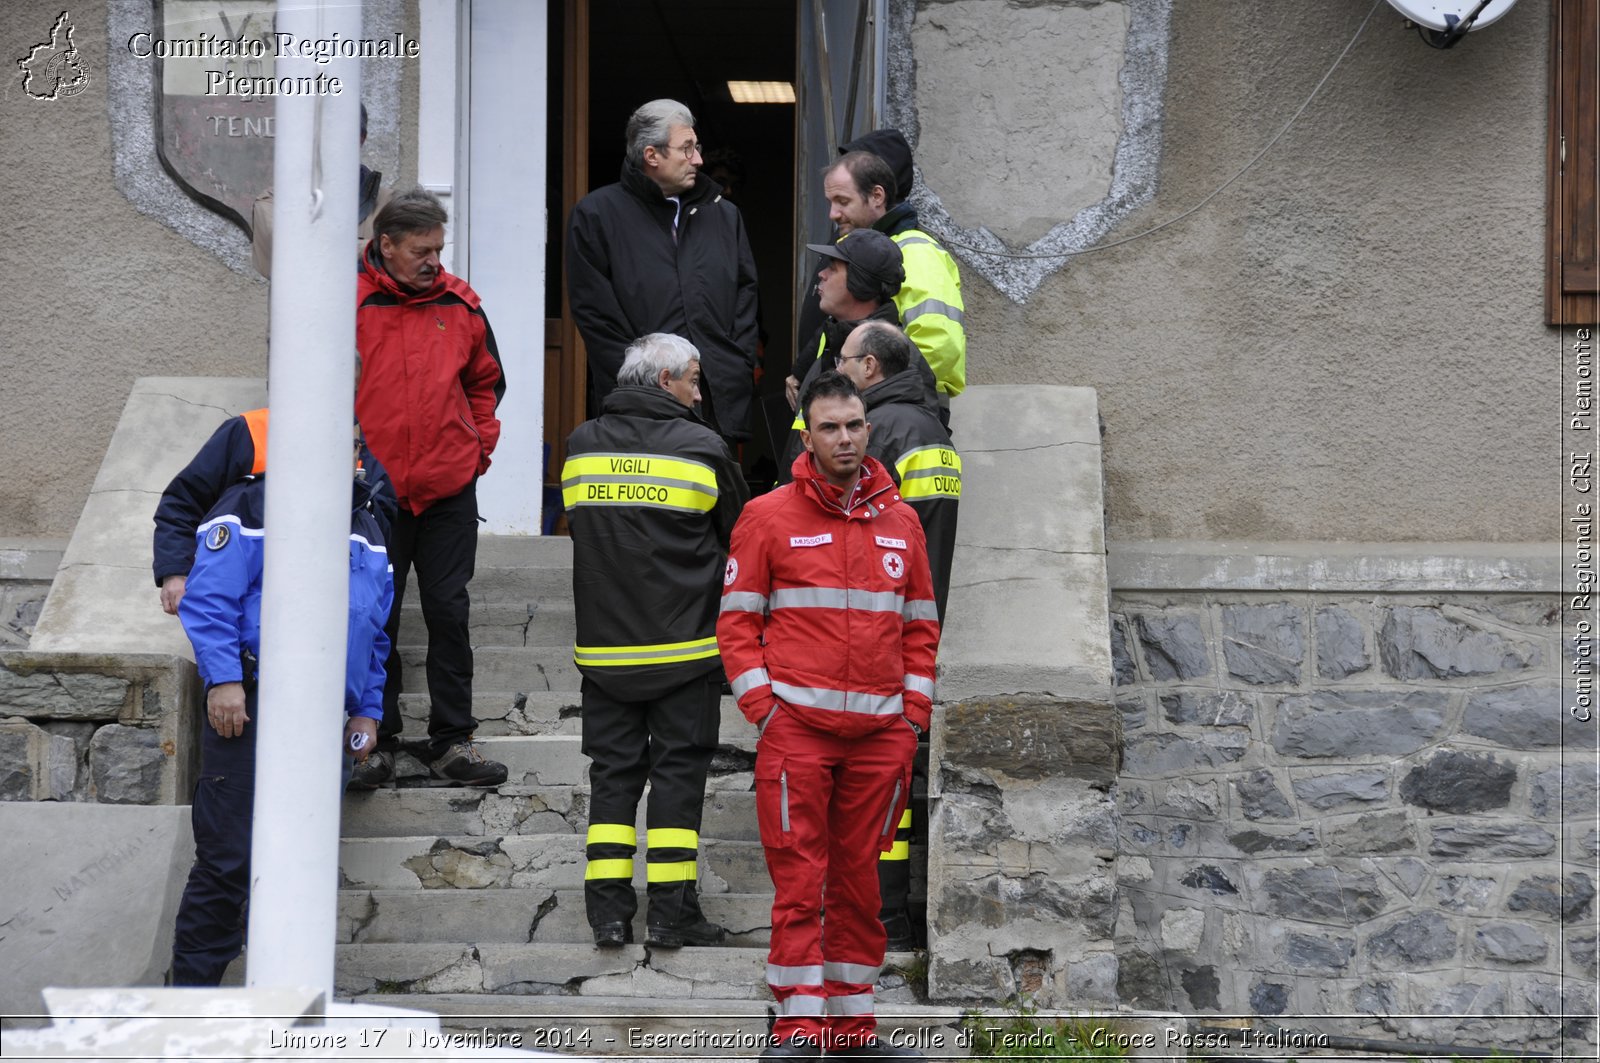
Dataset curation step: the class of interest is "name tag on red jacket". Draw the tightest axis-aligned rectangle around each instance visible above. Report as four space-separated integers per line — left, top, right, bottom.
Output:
789 534 833 548
875 535 907 549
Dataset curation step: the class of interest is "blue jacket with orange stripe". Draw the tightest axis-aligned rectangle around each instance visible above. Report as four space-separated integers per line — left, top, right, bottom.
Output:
152 409 395 586
178 474 393 721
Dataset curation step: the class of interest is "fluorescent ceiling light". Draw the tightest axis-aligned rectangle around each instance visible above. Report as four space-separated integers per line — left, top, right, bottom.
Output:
727 80 795 104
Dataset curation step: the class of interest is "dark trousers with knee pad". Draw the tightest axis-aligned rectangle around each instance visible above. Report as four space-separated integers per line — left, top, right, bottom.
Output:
581 672 721 928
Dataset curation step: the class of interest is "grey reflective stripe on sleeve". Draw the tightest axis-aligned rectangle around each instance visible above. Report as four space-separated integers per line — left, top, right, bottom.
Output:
770 587 904 613
895 235 934 248
823 961 881 985
902 600 939 623
768 963 824 987
904 673 935 699
825 993 876 1016
881 779 903 838
776 996 828 1016
720 591 769 614
900 298 966 325
730 668 771 699
770 680 903 716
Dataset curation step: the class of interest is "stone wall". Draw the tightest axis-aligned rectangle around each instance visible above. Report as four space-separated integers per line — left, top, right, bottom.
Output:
0 652 201 804
1110 590 1595 1050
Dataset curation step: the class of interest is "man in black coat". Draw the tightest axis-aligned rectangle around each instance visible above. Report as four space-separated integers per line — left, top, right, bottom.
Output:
566 99 760 445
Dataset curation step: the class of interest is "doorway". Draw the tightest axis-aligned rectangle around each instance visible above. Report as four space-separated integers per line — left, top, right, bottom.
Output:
544 0 799 501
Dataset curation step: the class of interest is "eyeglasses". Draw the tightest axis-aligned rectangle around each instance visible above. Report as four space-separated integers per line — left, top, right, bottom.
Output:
661 141 703 159
837 354 868 363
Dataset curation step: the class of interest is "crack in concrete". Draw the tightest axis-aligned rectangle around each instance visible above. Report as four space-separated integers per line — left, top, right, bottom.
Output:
970 440 1096 454
348 891 380 944
519 604 536 648
154 392 236 418
57 561 152 572
526 891 558 942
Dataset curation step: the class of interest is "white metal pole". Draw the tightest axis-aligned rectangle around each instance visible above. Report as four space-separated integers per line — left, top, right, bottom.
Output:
247 0 363 995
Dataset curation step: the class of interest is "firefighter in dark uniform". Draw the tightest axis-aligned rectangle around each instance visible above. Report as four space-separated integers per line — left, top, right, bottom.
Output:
561 332 749 947
836 320 962 952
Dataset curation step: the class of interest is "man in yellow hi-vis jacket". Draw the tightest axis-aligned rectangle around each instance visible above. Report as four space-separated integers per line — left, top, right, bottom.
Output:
562 333 748 948
788 131 965 430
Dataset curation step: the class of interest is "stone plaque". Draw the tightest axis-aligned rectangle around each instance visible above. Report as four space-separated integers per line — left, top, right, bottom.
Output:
154 1 279 232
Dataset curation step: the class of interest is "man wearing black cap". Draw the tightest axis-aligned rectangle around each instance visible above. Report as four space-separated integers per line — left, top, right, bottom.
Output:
780 230 938 475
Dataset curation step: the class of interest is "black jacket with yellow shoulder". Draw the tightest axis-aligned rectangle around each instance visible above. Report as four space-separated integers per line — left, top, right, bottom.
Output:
562 385 749 699
860 369 961 622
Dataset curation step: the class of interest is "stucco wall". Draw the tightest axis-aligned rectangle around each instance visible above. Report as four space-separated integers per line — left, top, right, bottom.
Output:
0 0 416 541
902 0 1556 542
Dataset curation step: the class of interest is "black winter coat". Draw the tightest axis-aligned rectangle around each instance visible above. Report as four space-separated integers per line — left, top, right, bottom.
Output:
562 386 749 700
566 163 760 441
860 369 961 622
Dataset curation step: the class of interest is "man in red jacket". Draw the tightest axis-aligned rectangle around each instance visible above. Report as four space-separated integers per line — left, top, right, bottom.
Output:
717 371 939 1061
350 188 508 788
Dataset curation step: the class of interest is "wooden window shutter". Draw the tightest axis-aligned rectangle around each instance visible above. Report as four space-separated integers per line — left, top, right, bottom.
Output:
1549 0 1599 325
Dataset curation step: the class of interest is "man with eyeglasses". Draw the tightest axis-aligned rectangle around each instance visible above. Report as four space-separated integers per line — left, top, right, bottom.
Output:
567 99 760 447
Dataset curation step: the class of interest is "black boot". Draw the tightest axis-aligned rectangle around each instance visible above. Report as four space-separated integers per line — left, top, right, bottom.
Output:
645 880 726 947
591 921 633 948
763 1034 822 1061
827 1036 924 1060
879 908 917 952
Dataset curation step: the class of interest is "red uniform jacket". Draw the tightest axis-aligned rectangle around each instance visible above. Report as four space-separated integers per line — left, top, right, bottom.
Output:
717 452 940 736
356 244 505 515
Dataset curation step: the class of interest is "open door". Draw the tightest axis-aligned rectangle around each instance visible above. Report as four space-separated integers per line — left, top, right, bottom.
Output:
545 0 801 499
794 0 886 309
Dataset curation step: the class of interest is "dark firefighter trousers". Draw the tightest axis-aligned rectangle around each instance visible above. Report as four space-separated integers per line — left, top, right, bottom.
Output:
580 672 721 929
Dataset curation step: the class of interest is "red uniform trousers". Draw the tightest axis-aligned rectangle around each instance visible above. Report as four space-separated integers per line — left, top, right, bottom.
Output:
757 706 917 1049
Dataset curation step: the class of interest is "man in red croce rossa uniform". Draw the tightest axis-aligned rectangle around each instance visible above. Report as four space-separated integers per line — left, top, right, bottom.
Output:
717 371 939 1061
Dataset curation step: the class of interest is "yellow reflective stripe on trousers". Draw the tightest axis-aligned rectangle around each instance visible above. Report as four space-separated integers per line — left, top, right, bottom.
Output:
878 841 911 861
561 452 719 513
645 860 697 883
584 858 633 881
586 823 638 848
896 445 962 500
646 828 699 851
574 636 720 667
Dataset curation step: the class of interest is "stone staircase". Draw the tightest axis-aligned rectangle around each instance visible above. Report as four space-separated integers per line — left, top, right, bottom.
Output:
332 535 934 1050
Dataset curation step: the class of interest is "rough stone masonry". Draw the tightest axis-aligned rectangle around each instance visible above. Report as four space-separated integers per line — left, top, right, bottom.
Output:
1111 592 1595 1051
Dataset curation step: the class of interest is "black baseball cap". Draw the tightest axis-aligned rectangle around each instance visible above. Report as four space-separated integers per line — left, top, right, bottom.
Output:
806 229 905 292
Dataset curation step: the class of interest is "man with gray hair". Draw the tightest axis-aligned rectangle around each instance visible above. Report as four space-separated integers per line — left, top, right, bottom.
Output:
566 99 759 446
349 187 509 789
561 332 748 948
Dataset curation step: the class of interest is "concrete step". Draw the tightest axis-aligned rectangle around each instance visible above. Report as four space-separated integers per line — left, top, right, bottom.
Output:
339 834 776 893
398 599 575 648
339 781 930 845
398 691 752 739
398 645 580 693
343 995 965 1057
333 943 925 1002
375 733 764 790
338 888 778 947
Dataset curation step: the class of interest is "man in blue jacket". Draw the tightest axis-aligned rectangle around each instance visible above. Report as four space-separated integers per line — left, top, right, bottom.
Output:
169 435 393 986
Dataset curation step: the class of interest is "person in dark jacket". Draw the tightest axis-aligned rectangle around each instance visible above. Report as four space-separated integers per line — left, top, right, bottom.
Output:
566 99 760 445
152 406 396 615
170 441 393 986
836 320 961 954
561 333 748 948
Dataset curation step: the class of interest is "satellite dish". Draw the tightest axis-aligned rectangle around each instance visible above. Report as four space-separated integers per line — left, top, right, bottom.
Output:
1386 0 1519 46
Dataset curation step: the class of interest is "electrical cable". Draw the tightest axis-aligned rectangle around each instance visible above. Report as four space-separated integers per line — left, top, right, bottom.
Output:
936 0 1386 262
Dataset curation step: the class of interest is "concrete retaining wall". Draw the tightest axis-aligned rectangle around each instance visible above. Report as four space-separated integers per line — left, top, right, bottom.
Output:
0 651 201 804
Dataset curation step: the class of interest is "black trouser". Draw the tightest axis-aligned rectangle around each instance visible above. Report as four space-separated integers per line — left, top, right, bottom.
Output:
172 689 260 986
378 482 479 759
580 672 720 928
876 730 926 921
